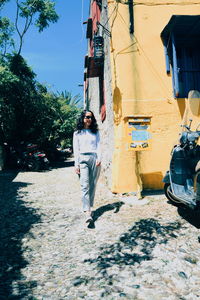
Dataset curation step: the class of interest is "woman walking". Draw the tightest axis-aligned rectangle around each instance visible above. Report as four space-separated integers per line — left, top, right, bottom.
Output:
73 110 101 223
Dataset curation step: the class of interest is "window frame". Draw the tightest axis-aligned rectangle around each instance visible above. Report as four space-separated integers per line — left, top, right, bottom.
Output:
161 15 200 98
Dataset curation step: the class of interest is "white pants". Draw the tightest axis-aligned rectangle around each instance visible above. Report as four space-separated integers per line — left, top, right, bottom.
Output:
79 153 101 211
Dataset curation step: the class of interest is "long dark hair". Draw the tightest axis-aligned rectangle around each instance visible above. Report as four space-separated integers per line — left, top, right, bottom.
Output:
76 110 98 134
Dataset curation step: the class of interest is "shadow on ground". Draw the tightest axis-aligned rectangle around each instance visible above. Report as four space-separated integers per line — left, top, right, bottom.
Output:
178 206 200 229
73 218 182 295
166 199 200 229
49 159 74 170
141 189 164 197
0 170 41 299
5 158 74 173
87 202 124 229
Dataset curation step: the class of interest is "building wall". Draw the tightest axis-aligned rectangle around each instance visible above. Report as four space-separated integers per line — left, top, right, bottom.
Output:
86 0 200 194
86 0 114 189
108 0 200 194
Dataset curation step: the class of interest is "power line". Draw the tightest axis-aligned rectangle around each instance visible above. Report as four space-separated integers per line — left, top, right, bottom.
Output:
80 0 85 43
103 2 118 28
134 1 200 5
116 0 200 5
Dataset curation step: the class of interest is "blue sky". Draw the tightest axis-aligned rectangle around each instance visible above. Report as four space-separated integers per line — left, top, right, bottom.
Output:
1 0 90 98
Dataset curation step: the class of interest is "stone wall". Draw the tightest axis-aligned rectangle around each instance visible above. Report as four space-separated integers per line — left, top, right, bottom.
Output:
87 0 114 189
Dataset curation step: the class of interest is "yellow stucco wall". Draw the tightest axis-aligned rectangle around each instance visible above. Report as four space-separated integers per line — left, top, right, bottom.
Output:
108 0 200 193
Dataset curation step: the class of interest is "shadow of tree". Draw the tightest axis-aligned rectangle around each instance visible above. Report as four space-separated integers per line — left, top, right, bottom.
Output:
87 202 124 229
74 218 182 292
0 170 41 299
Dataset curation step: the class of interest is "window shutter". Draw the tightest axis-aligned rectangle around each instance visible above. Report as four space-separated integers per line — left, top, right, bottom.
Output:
86 19 93 39
84 56 88 68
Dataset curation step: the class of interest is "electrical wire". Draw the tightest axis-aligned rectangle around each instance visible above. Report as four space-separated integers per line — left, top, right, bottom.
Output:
94 1 118 37
133 1 200 6
108 0 200 99
103 2 118 28
117 9 129 28
116 0 200 5
114 8 172 98
80 0 85 43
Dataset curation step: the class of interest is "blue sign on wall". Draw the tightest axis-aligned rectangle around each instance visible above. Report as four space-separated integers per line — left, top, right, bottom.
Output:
132 130 150 141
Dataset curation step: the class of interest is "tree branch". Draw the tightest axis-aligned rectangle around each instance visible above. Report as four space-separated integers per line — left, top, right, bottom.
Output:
15 0 23 54
15 0 33 54
13 0 58 54
15 0 21 39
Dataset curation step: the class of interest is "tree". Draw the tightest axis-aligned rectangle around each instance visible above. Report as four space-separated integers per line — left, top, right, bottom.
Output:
56 90 83 107
0 54 81 150
0 0 59 55
45 91 82 148
0 1 81 156
0 63 19 143
0 54 37 143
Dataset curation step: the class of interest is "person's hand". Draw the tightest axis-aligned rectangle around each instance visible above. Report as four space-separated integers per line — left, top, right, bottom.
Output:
96 160 101 167
75 167 80 174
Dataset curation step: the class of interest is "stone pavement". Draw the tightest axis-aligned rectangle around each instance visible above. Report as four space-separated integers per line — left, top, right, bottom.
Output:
0 159 200 300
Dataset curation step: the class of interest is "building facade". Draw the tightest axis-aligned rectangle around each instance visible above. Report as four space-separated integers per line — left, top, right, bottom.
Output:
84 0 200 195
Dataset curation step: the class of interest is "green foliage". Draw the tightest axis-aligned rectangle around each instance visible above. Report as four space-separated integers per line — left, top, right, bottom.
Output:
46 91 82 148
19 0 59 32
56 90 83 107
0 2 79 151
9 53 35 80
0 17 15 55
0 63 19 143
0 54 81 149
0 65 19 92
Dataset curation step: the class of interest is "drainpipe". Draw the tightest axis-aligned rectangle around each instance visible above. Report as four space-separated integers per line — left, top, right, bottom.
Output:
128 0 134 34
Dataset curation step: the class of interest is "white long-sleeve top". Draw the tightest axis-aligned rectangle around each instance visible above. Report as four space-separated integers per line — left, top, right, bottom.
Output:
73 129 101 168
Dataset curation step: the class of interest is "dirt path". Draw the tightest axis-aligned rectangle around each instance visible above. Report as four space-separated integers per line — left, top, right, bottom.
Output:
1 159 200 299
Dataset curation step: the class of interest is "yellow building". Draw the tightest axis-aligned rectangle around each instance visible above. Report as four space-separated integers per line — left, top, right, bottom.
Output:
84 0 200 195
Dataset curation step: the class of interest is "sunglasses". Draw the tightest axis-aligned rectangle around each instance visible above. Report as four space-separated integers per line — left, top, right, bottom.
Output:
84 116 92 119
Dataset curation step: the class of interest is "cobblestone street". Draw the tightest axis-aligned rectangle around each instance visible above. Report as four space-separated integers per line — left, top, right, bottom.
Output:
1 158 200 300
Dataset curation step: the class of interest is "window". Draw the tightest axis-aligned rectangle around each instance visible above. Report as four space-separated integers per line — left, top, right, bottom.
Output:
161 15 200 98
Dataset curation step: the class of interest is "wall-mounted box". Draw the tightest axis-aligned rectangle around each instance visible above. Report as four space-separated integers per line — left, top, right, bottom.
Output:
124 116 152 151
